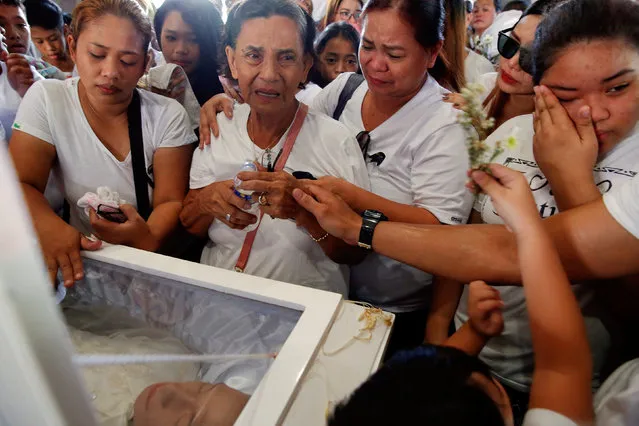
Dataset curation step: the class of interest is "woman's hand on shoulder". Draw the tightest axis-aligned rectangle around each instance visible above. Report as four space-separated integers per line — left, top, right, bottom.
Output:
39 220 102 287
532 85 598 182
199 93 238 149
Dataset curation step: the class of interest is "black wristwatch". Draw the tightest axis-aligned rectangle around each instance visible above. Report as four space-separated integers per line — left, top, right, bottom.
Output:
358 210 388 250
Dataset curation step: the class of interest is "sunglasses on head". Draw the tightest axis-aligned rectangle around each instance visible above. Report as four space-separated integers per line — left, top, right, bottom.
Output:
497 27 534 75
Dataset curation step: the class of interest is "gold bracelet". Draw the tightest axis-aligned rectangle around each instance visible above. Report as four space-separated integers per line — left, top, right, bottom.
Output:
309 230 330 242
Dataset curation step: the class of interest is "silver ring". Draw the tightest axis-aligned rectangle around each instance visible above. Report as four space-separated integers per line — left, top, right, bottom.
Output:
225 213 232 222
258 193 269 206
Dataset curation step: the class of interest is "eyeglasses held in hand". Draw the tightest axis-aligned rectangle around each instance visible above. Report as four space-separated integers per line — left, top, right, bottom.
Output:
497 27 534 75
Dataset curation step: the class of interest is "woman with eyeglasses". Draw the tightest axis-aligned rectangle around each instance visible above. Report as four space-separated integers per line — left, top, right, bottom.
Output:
319 0 363 32
180 0 369 297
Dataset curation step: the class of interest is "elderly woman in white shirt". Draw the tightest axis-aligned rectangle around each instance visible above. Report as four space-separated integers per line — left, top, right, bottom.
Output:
196 0 472 357
180 0 369 297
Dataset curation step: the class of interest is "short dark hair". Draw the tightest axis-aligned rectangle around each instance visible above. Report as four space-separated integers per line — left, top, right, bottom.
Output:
493 0 502 12
312 21 360 87
0 0 25 12
532 0 639 85
363 0 456 89
154 0 225 105
225 0 315 57
24 0 64 31
465 0 472 14
315 21 359 56
503 0 529 12
328 345 506 426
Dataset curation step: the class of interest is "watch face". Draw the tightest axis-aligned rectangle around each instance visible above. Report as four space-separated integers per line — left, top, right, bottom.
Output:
364 210 383 220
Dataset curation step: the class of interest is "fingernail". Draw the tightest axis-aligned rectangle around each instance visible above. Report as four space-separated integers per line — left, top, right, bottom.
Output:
64 280 72 287
471 170 486 181
579 107 590 119
75 273 83 279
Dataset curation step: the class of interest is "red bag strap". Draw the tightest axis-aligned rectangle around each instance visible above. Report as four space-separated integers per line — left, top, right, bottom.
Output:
234 103 309 273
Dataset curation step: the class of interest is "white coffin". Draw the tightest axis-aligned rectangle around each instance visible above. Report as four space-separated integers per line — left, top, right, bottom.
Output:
0 142 392 426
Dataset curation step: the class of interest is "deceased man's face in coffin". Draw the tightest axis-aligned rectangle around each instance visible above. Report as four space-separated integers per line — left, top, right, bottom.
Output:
133 382 249 426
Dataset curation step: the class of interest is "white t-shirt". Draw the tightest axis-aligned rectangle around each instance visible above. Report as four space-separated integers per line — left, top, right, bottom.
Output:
0 62 43 141
0 122 5 145
456 114 639 391
604 175 639 239
295 82 323 105
477 72 498 105
465 49 495 85
594 358 639 426
312 72 473 312
13 78 197 235
190 103 370 297
522 409 578 426
312 0 328 22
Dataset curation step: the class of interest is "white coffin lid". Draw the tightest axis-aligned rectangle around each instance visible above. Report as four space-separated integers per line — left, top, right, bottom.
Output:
0 144 342 426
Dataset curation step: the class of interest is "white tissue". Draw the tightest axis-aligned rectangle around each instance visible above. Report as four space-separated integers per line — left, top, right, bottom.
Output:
77 187 127 217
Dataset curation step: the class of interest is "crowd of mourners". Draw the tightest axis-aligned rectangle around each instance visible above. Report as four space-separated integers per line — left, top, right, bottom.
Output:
2 0 639 424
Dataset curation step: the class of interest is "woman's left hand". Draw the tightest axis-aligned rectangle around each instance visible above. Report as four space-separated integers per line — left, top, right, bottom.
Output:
532 85 598 180
89 204 158 251
236 171 302 220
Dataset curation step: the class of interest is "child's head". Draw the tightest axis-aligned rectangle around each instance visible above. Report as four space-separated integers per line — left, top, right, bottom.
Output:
328 345 512 426
0 0 29 54
25 0 68 65
314 21 359 86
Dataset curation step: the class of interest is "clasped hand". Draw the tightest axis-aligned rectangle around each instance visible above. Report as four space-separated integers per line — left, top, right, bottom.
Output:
238 170 302 220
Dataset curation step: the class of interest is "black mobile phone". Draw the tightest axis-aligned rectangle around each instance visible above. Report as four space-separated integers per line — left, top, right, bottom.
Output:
97 204 127 223
292 171 317 180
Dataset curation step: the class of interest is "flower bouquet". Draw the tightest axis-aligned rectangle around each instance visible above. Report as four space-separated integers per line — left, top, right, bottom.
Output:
457 83 517 191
